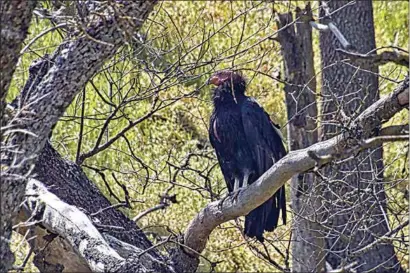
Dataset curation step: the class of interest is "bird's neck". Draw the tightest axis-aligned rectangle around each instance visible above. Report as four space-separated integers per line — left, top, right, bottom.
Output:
212 86 246 108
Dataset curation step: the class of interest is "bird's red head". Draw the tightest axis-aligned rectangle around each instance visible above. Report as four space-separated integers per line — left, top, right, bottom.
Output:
208 70 246 87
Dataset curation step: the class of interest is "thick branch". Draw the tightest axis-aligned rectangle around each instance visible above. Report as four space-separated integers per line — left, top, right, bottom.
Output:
31 141 168 265
380 124 409 136
18 179 175 273
4 1 158 162
182 77 409 256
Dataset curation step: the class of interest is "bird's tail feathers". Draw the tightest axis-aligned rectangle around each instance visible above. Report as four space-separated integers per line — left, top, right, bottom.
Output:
244 186 286 241
266 186 286 231
244 205 266 242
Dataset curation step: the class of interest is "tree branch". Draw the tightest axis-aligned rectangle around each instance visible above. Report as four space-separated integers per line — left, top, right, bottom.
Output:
1 2 158 271
336 48 409 67
308 1 355 50
32 141 167 265
350 219 409 257
380 124 409 136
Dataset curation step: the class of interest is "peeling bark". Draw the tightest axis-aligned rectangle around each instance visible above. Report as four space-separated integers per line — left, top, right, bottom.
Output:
35 142 156 253
1 2 408 271
14 77 407 272
16 179 175 272
8 74 408 273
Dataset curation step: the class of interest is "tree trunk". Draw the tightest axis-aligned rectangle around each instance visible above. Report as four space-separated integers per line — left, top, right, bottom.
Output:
0 0 37 120
1 1 407 272
35 142 158 253
0 1 38 270
277 5 325 272
319 1 402 272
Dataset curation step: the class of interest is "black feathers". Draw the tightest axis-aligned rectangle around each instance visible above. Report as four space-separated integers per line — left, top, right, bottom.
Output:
208 71 287 242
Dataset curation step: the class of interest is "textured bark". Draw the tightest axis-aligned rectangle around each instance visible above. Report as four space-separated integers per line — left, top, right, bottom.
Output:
20 142 194 272
34 142 163 258
319 1 402 272
182 77 408 261
277 5 325 272
0 2 158 272
0 1 38 269
0 0 37 119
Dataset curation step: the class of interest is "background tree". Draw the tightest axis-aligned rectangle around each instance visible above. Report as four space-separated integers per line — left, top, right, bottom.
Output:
277 4 325 272
1 1 408 272
319 1 403 271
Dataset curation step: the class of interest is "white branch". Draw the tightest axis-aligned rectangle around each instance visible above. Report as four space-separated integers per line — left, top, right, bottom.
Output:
25 179 123 271
21 179 174 272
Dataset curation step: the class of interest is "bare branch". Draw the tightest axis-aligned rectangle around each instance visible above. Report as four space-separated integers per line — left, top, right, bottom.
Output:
336 48 409 67
310 21 353 50
308 1 356 50
133 204 167 223
351 220 409 257
380 124 409 136
1 2 158 271
19 23 68 55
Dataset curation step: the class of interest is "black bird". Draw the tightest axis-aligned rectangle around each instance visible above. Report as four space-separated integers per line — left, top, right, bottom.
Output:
208 70 287 242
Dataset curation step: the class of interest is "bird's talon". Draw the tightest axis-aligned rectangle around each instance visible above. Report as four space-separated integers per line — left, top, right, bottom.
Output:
218 188 243 209
218 194 229 209
231 188 243 203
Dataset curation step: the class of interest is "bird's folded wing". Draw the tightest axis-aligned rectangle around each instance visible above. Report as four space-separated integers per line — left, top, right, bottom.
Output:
241 98 287 177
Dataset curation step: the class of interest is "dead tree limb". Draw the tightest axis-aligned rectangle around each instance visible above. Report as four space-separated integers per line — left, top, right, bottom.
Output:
16 179 175 273
276 4 325 272
336 48 409 67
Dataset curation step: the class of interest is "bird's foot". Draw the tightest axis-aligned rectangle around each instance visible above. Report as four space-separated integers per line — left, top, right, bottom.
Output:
218 194 229 210
230 188 243 202
217 188 244 209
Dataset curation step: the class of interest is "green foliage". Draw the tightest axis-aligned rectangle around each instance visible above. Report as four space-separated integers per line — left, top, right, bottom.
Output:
8 1 408 272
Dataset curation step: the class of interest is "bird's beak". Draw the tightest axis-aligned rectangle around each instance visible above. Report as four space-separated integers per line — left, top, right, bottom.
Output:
207 75 219 86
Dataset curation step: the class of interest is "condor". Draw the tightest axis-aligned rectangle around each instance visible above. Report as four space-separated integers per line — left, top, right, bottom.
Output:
208 70 287 242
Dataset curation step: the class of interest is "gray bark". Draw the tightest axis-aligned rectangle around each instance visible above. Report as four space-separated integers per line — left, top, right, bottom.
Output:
319 1 402 272
0 2 158 272
1 1 407 271
277 5 325 272
0 1 38 269
0 0 37 120
35 142 155 252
